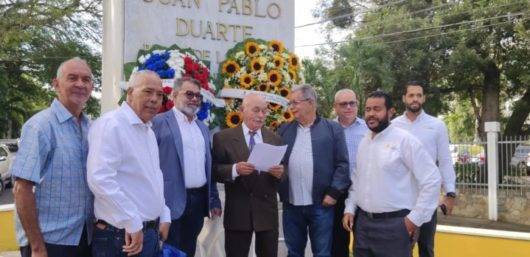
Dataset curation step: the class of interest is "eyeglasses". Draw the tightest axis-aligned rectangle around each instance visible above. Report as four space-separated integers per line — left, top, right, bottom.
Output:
337 101 358 108
288 98 310 106
183 91 203 101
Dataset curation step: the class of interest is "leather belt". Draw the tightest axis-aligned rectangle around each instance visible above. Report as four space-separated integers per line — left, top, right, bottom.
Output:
358 208 410 219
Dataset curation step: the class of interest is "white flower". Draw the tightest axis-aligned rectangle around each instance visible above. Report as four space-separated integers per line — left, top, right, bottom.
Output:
258 44 266 50
258 72 267 82
266 62 275 69
152 50 165 54
132 67 139 73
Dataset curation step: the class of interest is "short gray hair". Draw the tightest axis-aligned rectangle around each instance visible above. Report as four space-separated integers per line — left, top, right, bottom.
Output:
292 84 317 104
56 57 92 79
128 70 160 89
173 77 201 91
334 88 357 102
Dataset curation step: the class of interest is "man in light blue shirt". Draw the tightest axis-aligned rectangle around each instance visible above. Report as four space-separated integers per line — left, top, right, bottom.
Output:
11 57 94 257
331 89 368 257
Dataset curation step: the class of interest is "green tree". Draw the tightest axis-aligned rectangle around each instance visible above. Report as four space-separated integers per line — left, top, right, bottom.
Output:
0 0 101 138
315 0 530 138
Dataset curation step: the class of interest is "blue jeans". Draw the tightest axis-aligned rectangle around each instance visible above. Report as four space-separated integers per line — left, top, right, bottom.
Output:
92 223 159 257
282 203 335 257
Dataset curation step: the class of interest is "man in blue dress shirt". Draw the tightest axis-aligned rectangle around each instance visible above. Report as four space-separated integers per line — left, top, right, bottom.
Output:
12 57 94 257
331 89 368 257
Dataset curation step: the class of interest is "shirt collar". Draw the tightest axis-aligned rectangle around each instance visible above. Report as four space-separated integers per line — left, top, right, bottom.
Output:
121 102 152 127
335 116 364 128
242 122 262 137
172 107 197 124
51 98 88 124
370 124 394 141
403 110 425 123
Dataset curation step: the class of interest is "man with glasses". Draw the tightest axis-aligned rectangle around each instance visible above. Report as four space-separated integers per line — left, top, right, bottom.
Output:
278 84 350 257
331 89 368 257
152 77 222 257
212 93 284 257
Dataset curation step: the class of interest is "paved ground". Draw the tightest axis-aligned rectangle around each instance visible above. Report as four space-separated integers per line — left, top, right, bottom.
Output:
0 186 13 205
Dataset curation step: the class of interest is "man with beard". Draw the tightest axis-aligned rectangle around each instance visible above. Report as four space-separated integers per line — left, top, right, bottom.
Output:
342 91 441 257
152 77 222 257
212 93 284 257
392 82 456 257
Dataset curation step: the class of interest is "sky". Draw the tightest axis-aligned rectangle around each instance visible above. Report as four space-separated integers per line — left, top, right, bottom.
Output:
294 0 323 60
294 0 349 60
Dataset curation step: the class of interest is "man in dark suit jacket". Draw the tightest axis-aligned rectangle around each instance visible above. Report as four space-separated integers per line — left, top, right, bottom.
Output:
212 93 284 257
152 77 222 257
278 84 350 257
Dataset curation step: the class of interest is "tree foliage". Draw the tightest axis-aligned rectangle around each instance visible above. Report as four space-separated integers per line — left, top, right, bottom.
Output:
304 0 530 139
0 0 102 138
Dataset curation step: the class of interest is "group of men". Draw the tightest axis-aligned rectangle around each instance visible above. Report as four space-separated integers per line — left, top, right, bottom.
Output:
11 57 456 257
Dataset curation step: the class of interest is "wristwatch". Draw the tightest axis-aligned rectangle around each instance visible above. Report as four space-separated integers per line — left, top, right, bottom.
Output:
446 192 456 198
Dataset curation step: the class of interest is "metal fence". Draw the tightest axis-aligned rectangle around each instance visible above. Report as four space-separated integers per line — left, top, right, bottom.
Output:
453 136 530 197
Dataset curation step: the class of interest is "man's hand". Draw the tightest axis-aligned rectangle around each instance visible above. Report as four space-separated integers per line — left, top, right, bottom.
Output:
123 230 143 256
236 162 255 176
210 208 222 218
30 246 48 257
404 217 417 237
321 195 337 207
267 165 284 179
441 196 456 215
159 222 170 242
342 213 355 232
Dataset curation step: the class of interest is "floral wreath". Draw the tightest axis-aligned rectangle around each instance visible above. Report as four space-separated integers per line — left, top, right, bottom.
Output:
123 44 223 127
218 38 304 129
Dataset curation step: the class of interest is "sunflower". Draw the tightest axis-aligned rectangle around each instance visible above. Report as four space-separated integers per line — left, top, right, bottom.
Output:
273 55 284 69
288 69 298 82
269 120 280 129
268 40 284 53
279 87 291 98
269 102 282 111
222 60 240 76
239 73 253 89
258 83 270 92
268 70 282 87
226 111 242 128
244 41 260 57
250 58 265 72
288 54 299 69
283 110 294 122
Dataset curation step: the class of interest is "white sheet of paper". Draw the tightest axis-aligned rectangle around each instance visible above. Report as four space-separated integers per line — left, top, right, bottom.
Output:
247 143 288 172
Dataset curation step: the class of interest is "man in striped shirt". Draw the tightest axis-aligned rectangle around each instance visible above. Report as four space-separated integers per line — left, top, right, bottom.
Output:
12 57 95 257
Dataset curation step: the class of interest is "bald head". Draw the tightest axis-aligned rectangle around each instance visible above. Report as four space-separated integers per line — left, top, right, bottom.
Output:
241 93 269 131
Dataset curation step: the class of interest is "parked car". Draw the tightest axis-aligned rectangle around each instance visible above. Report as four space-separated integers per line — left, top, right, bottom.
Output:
0 144 14 194
510 144 530 174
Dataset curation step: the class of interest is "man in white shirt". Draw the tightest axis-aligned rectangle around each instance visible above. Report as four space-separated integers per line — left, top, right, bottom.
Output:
152 77 222 257
87 70 171 257
392 82 456 257
342 91 441 257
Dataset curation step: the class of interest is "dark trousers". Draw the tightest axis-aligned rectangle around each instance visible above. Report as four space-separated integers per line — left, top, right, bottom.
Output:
165 186 208 257
282 203 335 257
20 226 91 257
225 229 278 257
354 210 412 257
332 194 349 257
91 222 159 257
417 211 437 257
